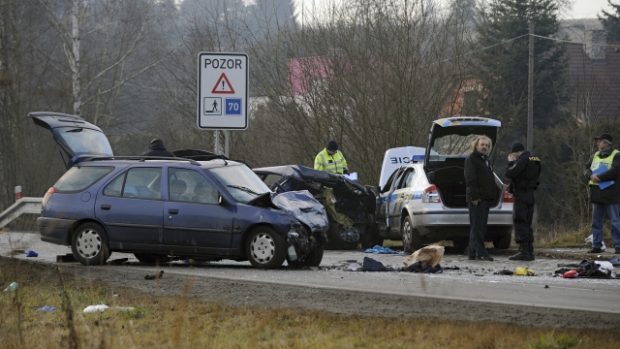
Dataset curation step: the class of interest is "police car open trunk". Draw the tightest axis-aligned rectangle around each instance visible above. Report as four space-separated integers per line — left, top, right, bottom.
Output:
423 117 503 208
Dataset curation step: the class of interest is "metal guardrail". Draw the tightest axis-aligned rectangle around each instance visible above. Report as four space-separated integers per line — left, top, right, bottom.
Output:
0 197 43 229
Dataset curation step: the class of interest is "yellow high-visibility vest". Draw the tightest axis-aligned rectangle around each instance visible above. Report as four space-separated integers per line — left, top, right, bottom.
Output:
314 148 348 175
589 149 619 186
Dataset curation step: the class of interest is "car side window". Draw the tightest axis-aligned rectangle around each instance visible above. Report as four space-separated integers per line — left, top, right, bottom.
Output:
103 167 162 200
381 168 402 193
169 168 218 204
103 173 124 197
397 169 415 190
54 166 114 192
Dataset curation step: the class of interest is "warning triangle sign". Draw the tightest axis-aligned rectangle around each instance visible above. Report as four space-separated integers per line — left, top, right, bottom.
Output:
211 73 235 94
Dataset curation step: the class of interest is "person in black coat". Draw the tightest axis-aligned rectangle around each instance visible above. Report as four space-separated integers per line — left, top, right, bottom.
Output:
142 138 174 157
584 133 620 254
504 142 541 261
464 135 498 261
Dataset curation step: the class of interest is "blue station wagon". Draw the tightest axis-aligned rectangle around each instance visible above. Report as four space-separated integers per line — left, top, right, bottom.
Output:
31 112 327 268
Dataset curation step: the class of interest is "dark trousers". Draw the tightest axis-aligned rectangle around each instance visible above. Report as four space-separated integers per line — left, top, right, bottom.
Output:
468 201 490 257
513 194 535 245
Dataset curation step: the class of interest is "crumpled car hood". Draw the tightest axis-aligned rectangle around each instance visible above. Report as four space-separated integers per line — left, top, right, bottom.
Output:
271 190 329 233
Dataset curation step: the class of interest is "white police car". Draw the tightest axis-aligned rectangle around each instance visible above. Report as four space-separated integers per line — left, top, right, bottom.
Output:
376 117 514 252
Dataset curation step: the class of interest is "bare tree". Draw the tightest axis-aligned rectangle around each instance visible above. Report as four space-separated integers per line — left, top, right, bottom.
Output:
238 0 476 183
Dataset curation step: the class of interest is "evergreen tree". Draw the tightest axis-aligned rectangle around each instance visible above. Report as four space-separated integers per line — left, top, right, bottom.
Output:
473 0 568 137
599 0 620 42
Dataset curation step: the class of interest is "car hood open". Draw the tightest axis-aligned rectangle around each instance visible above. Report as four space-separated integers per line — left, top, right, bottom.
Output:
29 111 113 168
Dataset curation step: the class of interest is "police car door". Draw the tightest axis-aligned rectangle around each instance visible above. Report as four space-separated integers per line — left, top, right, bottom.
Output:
388 168 416 234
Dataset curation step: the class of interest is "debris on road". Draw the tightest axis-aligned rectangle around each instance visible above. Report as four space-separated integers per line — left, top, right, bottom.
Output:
364 245 400 254
26 250 38 257
403 245 444 268
56 253 76 263
403 262 443 273
556 260 616 279
362 257 389 271
145 270 164 280
108 258 129 265
514 266 536 276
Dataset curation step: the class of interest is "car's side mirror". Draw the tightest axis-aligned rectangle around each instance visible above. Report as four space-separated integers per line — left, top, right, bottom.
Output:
218 193 225 205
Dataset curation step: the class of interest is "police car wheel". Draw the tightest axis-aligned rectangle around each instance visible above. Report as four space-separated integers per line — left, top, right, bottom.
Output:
401 216 421 253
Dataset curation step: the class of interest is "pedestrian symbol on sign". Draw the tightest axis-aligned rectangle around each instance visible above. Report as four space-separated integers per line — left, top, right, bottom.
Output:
204 97 222 115
211 73 235 94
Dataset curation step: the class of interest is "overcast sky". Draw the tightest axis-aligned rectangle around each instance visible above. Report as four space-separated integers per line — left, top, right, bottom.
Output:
567 0 614 19
296 0 616 24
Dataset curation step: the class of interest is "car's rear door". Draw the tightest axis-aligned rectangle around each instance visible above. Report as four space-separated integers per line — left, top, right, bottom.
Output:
95 166 165 249
29 112 113 168
386 168 417 233
162 167 233 253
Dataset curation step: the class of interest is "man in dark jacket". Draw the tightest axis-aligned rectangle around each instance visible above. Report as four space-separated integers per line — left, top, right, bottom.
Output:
504 142 541 261
464 135 498 261
142 138 174 157
584 133 620 254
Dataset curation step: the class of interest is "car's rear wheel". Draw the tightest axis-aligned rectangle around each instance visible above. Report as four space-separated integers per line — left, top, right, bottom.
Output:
246 227 286 269
401 216 422 253
71 222 110 265
492 228 512 249
134 253 170 265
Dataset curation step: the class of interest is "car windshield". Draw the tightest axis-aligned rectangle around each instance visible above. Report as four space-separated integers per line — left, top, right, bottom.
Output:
209 164 271 203
431 134 490 159
59 127 113 156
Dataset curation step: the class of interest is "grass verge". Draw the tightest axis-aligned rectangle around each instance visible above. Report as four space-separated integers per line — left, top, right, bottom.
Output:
0 257 618 349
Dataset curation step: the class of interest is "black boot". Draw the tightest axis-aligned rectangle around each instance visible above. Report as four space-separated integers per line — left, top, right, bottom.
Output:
509 243 534 261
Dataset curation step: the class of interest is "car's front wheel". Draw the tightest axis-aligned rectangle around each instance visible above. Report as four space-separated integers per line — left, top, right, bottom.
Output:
401 216 422 253
246 227 286 269
71 222 110 265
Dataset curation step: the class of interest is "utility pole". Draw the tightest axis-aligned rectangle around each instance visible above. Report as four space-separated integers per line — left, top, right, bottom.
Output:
527 20 534 151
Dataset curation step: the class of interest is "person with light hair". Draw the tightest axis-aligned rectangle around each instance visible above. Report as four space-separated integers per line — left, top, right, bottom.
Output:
464 135 497 261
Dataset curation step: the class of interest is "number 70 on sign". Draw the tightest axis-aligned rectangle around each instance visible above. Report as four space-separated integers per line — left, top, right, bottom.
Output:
225 98 242 115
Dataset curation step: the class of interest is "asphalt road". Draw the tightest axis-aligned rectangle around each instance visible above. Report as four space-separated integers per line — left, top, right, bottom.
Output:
2 232 620 328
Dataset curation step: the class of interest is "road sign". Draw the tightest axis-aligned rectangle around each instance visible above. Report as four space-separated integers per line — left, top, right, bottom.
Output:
197 52 248 129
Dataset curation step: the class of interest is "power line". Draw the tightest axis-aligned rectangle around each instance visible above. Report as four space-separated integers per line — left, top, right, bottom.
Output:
432 32 620 66
432 34 529 66
530 33 620 48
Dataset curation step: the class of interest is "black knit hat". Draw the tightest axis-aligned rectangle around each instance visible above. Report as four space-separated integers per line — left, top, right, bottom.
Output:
594 133 613 143
511 142 525 153
327 140 338 151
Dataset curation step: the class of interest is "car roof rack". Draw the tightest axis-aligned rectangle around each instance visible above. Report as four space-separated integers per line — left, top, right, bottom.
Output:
172 149 229 162
81 156 202 166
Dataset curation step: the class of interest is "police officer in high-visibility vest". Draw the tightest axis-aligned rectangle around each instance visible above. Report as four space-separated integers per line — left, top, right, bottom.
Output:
314 140 349 175
585 133 620 254
505 142 541 261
